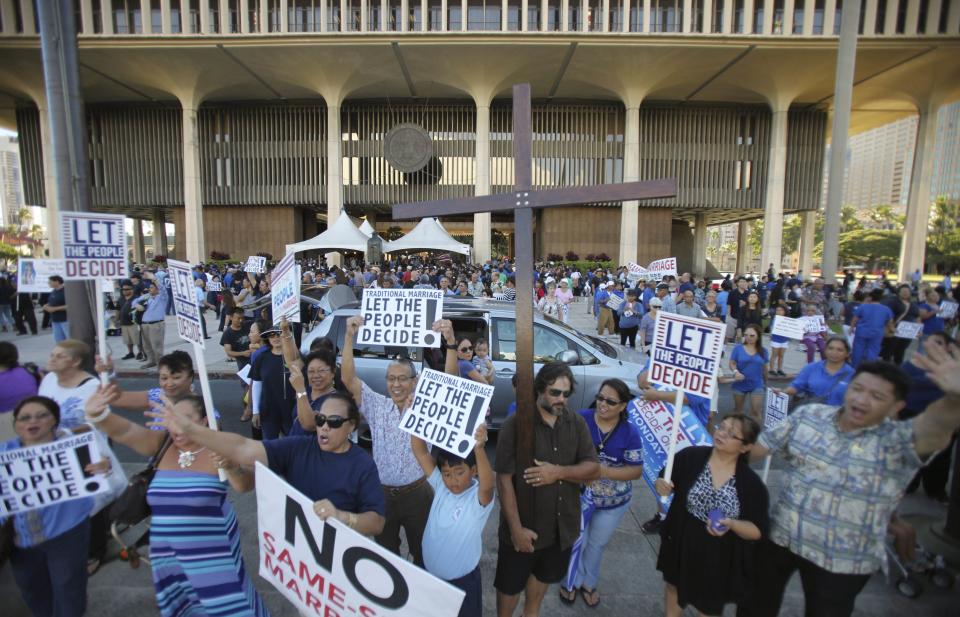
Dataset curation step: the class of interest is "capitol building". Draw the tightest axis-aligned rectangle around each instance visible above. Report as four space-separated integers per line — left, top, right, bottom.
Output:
0 0 957 277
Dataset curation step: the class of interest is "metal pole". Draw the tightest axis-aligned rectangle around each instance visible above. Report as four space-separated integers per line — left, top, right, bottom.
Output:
820 0 861 283
37 0 97 365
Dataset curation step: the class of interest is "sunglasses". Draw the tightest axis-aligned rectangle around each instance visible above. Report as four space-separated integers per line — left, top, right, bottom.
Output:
547 388 572 398
459 345 473 352
595 395 623 407
314 414 350 429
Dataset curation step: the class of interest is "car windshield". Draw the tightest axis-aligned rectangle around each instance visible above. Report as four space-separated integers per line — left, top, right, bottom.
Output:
540 312 617 357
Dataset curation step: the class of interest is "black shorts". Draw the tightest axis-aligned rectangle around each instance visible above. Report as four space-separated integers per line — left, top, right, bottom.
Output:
494 539 572 595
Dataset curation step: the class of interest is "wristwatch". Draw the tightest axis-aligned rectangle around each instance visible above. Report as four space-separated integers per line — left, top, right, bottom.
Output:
444 341 458 350
296 391 308 399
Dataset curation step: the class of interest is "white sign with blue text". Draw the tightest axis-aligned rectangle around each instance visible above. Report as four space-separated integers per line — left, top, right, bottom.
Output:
168 258 205 347
271 253 300 326
60 212 127 281
649 312 725 400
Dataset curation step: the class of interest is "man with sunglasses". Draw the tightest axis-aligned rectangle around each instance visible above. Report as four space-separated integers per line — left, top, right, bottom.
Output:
494 362 600 617
340 315 460 566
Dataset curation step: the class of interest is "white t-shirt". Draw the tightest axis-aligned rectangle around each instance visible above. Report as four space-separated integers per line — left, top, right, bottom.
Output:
38 373 100 430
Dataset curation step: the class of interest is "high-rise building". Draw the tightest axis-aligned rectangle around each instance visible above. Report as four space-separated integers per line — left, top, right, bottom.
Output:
0 135 24 226
931 101 960 203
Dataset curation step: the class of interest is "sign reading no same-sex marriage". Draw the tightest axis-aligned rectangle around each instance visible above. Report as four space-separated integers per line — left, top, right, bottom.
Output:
645 257 678 281
649 312 725 399
16 258 66 293
255 463 464 617
626 397 712 503
0 432 110 516
400 369 494 456
271 253 300 325
60 212 127 280
168 258 205 347
358 289 445 348
770 315 807 340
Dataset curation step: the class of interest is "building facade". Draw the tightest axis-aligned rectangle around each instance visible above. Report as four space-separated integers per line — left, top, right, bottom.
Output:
0 0 958 277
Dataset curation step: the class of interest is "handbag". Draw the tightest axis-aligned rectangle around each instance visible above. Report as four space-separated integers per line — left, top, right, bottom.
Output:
108 434 172 526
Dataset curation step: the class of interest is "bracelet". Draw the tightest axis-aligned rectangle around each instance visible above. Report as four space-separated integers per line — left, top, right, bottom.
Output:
444 341 458 350
88 407 112 424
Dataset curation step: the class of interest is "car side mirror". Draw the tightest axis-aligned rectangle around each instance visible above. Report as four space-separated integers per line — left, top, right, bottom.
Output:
557 350 580 365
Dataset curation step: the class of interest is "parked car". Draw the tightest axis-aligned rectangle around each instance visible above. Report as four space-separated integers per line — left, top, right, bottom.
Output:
301 298 646 429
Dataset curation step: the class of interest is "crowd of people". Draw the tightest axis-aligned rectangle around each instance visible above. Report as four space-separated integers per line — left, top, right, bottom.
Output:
0 255 958 617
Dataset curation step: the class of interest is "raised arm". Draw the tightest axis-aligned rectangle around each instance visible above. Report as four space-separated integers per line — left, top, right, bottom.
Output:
84 384 165 457
146 397 268 468
474 424 494 506
911 341 960 458
341 316 365 405
410 434 436 477
94 355 152 410
289 369 317 433
280 317 303 372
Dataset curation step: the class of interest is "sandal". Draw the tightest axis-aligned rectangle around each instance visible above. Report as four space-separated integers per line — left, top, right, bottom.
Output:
86 557 102 576
559 587 577 605
580 586 600 608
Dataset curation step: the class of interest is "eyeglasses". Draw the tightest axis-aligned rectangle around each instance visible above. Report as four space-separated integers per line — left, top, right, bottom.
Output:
595 395 623 407
15 412 53 423
307 368 332 376
458 346 473 352
547 388 572 398
386 375 414 384
712 423 744 441
314 414 349 429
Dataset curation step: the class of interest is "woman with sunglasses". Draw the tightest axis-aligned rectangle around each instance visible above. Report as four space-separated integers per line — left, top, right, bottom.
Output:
456 337 494 385
142 387 387 538
559 379 642 608
655 414 769 617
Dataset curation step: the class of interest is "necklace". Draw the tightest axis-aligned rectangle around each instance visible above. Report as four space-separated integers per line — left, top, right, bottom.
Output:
177 447 206 468
593 417 620 452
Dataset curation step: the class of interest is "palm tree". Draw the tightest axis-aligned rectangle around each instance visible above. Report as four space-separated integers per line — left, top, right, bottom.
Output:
16 207 32 229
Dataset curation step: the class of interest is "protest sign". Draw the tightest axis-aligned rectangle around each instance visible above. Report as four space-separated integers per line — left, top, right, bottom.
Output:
271 253 300 325
939 301 958 319
761 388 789 482
60 212 127 280
649 312 725 400
895 321 924 339
605 294 624 311
802 315 827 333
207 281 222 292
358 289 445 348
770 315 806 340
645 257 677 281
400 368 494 455
245 255 267 274
0 432 109 516
626 262 648 282
626 397 712 506
168 259 205 348
255 463 464 617
16 258 66 293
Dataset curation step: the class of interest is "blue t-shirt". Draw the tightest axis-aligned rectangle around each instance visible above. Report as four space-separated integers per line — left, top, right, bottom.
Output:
458 359 476 380
250 350 296 421
918 302 945 334
853 303 894 337
422 467 494 580
580 411 642 509
902 361 945 418
716 291 729 317
730 345 768 393
263 437 385 516
789 361 854 406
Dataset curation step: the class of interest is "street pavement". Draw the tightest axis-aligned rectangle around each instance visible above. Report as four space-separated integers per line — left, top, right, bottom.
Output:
0 302 956 616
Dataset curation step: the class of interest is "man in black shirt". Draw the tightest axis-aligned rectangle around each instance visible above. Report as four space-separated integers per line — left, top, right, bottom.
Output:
220 307 253 371
117 282 141 359
726 276 749 342
43 275 69 342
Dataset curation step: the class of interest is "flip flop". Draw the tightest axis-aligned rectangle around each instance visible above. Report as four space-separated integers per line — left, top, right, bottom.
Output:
580 587 600 608
86 557 102 576
559 587 577 605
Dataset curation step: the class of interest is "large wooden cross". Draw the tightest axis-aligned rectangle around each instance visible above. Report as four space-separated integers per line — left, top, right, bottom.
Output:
392 84 676 515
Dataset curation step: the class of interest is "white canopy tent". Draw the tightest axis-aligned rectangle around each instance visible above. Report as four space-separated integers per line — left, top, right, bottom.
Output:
285 212 370 255
382 217 471 256
358 219 375 237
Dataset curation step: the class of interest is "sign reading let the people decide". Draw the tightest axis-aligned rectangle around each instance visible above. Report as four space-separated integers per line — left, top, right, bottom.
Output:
400 369 494 455
648 312 725 400
358 289 445 348
60 212 127 280
255 463 464 617
0 432 110 516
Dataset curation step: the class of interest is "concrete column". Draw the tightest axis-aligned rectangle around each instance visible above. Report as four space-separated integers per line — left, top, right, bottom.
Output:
152 210 167 256
101 0 114 34
821 0 860 281
260 0 268 31
722 0 733 32
341 0 348 30
280 0 289 31
37 104 62 258
760 108 789 272
522 0 528 29
503 0 509 29
618 106 640 267
735 221 752 275
474 103 492 264
762 0 773 32
161 0 171 33
602 0 610 30
182 106 205 263
561 0 569 30
622 0 630 31
824 0 836 34
541 0 548 29
642 0 650 32
461 0 467 30
802 0 814 34
133 218 146 264
326 103 343 266
19 0 35 34
682 0 692 31
782 0 794 33
199 0 210 32
884 0 898 34
362 0 368 30
863 0 877 34
898 101 938 280
240 0 250 32
904 0 919 34
744 0 754 32
0 0 16 35
926 0 942 34
703 0 713 31
401 0 408 30
692 213 707 277
949 0 960 34
219 0 231 32
797 209 816 274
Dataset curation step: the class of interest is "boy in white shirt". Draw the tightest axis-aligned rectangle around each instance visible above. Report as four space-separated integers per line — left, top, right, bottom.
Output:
411 425 494 617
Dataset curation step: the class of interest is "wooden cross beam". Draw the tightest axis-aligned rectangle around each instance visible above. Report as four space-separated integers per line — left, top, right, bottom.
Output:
392 84 676 518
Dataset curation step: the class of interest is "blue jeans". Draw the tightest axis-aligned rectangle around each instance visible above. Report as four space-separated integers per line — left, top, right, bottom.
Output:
851 333 882 367
10 518 90 617
52 321 70 342
0 304 13 329
572 501 630 590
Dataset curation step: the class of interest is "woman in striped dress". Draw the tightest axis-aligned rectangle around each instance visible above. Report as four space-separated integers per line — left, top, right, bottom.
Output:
85 386 268 617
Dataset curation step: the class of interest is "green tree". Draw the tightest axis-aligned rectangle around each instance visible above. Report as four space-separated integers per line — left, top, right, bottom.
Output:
865 204 905 229
815 229 901 270
926 197 960 271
